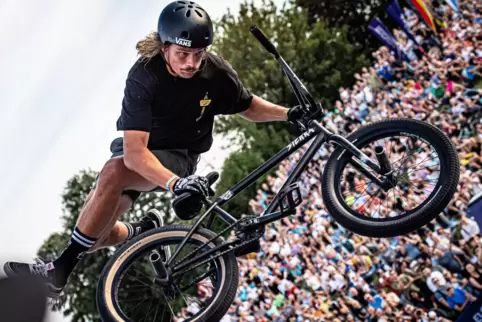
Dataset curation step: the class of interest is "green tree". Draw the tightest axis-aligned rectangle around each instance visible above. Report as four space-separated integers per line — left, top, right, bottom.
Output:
36 1 371 319
295 0 395 55
37 169 173 321
210 0 368 217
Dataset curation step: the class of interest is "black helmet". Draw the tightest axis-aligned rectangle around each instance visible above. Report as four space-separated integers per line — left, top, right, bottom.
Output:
157 1 214 49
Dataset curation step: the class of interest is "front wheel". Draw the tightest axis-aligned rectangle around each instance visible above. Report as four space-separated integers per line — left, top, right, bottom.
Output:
322 118 460 238
96 225 239 322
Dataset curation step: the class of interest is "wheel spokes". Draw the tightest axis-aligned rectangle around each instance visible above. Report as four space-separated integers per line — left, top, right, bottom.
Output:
114 241 219 321
341 134 442 219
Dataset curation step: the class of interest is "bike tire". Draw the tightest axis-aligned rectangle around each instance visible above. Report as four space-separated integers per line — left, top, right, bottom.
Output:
321 118 460 238
96 225 239 322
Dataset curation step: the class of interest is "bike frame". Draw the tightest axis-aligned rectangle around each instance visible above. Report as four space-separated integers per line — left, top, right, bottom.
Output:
165 26 386 271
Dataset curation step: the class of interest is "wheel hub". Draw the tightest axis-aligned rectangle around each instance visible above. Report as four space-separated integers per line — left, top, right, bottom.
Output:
394 171 410 186
380 172 398 191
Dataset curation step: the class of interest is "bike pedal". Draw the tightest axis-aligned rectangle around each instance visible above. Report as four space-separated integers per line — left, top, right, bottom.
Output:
278 182 302 215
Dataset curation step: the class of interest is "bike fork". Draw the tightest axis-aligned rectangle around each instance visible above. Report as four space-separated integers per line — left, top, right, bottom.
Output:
312 121 394 191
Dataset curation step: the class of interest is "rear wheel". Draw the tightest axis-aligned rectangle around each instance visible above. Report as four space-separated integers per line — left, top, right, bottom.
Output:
322 118 460 237
96 225 239 322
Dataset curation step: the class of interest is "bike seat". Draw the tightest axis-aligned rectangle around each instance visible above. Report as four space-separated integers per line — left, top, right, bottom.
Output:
171 171 219 220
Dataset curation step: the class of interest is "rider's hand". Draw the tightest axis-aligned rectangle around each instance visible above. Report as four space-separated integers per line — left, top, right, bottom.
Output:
172 175 210 197
287 105 305 123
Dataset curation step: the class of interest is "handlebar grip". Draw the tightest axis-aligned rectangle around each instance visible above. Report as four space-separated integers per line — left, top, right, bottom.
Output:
205 171 219 196
249 25 279 58
206 171 219 186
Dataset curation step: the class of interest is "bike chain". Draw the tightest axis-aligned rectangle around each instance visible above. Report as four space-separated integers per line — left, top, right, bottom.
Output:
171 215 263 271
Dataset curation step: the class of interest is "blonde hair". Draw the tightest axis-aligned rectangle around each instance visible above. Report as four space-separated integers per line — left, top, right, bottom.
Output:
136 31 165 60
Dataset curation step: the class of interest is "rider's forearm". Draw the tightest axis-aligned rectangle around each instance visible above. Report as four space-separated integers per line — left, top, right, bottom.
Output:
239 94 289 122
124 148 177 190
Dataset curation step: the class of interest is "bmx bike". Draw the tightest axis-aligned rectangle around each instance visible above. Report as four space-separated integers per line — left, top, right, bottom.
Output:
96 25 460 321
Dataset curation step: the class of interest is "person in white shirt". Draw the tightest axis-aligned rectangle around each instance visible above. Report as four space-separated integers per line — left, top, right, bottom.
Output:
460 213 480 241
423 268 447 293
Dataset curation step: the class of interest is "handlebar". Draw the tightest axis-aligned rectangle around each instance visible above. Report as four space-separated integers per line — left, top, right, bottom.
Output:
249 25 279 58
171 171 219 221
206 171 219 196
249 25 324 130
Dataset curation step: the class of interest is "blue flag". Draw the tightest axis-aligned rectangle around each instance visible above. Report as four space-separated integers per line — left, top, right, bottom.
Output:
444 0 460 13
455 293 482 321
468 191 482 230
387 0 420 46
368 17 408 61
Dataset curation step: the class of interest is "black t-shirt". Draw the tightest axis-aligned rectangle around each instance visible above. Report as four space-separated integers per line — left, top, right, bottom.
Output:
116 52 253 154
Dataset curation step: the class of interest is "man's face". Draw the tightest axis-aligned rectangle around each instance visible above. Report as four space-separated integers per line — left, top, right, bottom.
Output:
422 268 431 277
404 305 414 315
364 294 374 303
164 44 205 78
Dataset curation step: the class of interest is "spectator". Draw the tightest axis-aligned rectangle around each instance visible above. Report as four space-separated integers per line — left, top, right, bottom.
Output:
210 0 482 321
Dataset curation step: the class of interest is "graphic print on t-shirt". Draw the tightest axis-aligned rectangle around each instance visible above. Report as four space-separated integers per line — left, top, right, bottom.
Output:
196 92 211 122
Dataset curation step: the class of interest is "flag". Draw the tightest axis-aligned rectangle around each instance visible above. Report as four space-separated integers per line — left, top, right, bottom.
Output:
368 18 408 60
387 0 420 45
468 191 482 230
455 294 482 322
408 0 437 34
444 0 459 13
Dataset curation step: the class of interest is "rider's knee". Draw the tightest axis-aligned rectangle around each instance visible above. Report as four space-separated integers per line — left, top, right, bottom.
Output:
97 157 129 190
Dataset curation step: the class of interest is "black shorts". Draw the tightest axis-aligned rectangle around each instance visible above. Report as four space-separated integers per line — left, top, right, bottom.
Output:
93 137 200 202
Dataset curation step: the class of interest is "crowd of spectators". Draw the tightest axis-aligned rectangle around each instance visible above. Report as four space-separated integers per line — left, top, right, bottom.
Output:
222 0 482 321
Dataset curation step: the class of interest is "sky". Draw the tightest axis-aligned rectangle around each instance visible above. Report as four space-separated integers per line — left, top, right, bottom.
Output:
0 0 283 321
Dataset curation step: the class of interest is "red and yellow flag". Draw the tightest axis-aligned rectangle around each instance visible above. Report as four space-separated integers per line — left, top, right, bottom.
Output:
409 0 437 34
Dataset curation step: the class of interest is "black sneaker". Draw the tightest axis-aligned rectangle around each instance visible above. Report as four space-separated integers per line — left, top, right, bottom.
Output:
141 209 164 229
142 209 171 262
3 258 65 298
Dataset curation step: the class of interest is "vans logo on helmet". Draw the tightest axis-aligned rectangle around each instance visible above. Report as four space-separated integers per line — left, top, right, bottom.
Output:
175 37 192 47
